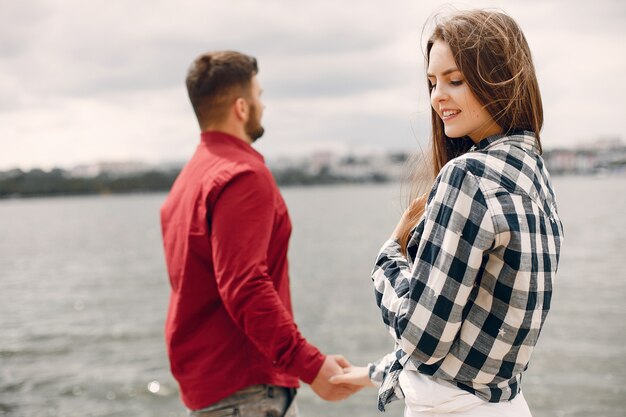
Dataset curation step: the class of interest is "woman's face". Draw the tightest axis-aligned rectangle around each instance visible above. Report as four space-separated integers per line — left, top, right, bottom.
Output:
428 40 501 143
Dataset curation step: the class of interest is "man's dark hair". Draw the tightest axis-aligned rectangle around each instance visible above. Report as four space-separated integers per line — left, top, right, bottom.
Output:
186 51 258 128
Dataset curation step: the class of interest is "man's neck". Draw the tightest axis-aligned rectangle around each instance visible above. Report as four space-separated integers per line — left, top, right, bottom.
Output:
202 124 252 144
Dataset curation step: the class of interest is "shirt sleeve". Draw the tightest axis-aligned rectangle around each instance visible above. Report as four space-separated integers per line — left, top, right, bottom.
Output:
368 351 396 387
210 169 324 384
368 345 407 406
372 161 495 365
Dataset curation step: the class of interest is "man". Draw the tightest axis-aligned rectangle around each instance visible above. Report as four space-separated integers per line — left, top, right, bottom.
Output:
160 51 359 416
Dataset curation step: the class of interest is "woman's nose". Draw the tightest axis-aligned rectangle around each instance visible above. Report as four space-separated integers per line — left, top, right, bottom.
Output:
431 85 448 104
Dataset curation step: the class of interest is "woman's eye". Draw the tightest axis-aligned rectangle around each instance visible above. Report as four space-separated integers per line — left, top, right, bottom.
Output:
450 80 464 86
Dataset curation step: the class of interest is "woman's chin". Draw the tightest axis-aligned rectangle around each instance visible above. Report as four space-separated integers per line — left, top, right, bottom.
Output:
444 130 465 139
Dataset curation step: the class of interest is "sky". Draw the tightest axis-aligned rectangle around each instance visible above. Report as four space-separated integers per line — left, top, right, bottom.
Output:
1 0 625 170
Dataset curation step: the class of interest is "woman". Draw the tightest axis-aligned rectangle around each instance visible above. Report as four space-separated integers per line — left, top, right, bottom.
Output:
330 9 563 417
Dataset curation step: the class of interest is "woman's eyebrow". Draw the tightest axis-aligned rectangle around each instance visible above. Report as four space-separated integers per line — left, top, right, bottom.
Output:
427 67 460 78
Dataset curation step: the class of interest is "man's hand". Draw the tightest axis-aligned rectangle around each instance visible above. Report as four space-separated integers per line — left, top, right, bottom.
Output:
310 354 363 401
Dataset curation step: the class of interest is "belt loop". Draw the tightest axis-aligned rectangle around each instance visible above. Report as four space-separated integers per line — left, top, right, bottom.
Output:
267 385 275 398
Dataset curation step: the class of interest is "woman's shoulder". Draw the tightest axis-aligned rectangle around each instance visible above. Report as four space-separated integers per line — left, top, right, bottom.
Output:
441 151 492 181
431 155 488 196
441 150 520 196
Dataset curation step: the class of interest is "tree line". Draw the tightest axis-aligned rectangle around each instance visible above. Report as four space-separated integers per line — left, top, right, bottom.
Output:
0 167 390 198
0 169 180 198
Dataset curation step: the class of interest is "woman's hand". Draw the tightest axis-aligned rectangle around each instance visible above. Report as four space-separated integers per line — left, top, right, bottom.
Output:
391 193 428 240
328 366 376 388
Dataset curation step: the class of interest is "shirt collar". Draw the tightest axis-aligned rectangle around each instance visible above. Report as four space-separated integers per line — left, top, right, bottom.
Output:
472 129 540 153
200 131 265 162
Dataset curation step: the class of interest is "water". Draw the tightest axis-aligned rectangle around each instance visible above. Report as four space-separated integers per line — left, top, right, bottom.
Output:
1 176 625 417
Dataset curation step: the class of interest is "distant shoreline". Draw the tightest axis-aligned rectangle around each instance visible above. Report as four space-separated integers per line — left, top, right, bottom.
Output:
4 141 625 199
0 168 393 200
1 170 624 200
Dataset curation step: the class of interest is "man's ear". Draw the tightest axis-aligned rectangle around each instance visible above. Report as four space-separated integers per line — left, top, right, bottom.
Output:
233 97 248 121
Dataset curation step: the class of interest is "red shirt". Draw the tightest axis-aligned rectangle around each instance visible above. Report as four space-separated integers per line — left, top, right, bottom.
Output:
160 131 325 409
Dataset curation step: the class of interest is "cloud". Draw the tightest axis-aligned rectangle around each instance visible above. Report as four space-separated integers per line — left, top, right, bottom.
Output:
0 0 624 169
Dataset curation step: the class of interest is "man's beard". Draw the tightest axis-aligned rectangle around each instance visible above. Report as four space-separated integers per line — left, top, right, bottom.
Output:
245 103 264 142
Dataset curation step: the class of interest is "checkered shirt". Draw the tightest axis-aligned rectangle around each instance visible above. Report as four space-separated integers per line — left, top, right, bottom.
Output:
369 131 563 411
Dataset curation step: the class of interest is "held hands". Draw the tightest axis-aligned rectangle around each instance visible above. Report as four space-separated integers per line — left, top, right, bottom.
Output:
329 366 375 388
310 355 364 401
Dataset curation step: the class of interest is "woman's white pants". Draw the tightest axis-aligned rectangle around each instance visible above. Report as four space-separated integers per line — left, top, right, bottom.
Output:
399 371 532 417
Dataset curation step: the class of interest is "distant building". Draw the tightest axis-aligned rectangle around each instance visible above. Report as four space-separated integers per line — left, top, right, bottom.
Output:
543 137 625 175
70 161 152 178
309 151 334 174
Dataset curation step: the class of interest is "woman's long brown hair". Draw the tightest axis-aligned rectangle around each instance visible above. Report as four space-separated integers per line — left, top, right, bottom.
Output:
398 10 544 254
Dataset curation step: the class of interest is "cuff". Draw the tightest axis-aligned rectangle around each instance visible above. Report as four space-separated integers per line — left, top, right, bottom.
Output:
285 341 325 385
367 362 383 387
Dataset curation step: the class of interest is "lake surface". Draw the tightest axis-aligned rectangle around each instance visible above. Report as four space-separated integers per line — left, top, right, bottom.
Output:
1 175 625 417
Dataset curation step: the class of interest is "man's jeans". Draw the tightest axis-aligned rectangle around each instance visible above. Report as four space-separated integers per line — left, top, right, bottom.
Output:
189 385 298 417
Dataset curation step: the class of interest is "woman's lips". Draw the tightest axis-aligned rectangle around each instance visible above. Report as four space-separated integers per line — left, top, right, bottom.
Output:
441 109 461 121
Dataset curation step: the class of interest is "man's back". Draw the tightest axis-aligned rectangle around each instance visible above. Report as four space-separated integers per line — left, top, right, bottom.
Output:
161 131 324 409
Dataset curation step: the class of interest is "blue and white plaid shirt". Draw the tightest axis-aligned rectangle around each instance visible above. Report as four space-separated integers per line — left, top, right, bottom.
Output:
369 131 563 411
